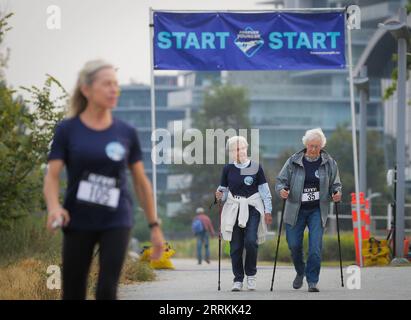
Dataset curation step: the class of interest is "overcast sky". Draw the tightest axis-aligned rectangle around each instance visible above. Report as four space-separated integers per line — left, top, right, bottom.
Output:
1 0 273 93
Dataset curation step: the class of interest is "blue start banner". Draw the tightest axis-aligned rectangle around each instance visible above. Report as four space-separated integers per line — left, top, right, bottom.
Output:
153 11 346 70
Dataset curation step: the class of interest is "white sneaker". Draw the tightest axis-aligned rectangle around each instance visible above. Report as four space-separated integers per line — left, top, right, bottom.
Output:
231 281 243 291
247 276 257 290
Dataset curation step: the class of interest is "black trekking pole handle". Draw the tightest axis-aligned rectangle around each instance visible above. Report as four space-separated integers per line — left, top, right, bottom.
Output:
209 196 217 210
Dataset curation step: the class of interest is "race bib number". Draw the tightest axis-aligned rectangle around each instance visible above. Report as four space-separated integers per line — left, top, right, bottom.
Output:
76 173 120 209
302 187 319 202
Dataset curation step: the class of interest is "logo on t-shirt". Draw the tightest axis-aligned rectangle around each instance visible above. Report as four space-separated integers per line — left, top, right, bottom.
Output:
244 176 254 186
315 170 320 179
105 142 126 161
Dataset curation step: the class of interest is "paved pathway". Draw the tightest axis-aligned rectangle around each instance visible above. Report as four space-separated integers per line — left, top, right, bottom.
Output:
119 258 411 300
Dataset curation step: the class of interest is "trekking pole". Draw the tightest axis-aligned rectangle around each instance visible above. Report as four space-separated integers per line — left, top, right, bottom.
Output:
334 193 344 287
217 198 223 291
270 187 288 292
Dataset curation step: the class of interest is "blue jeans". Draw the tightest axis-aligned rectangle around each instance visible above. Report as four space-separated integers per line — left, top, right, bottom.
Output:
230 207 260 282
285 207 324 284
196 230 210 264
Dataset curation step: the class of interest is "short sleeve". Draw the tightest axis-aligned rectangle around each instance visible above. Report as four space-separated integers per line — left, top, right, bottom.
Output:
47 121 68 163
256 164 267 185
220 165 229 187
128 128 143 164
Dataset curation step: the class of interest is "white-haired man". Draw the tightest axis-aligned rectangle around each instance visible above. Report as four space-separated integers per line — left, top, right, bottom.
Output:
275 128 342 292
215 136 272 291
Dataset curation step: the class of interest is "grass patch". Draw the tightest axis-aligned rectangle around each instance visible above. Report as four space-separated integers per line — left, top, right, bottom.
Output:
86 257 156 299
122 259 156 283
0 214 61 267
0 255 156 300
0 258 60 300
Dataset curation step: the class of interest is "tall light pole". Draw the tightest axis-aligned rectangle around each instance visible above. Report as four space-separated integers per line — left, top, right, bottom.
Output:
378 8 410 265
353 66 369 195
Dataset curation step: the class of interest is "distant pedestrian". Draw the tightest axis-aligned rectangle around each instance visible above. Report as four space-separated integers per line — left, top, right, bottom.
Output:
192 207 215 264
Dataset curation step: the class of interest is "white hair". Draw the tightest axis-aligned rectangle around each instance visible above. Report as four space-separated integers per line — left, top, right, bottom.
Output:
302 128 327 148
196 207 204 214
226 136 248 151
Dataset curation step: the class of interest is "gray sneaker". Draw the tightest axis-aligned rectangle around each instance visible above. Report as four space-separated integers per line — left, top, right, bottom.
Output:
308 282 320 292
293 274 304 289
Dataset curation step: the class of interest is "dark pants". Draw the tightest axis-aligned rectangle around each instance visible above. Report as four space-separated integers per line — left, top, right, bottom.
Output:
196 230 210 264
285 207 324 284
230 208 260 282
62 227 131 300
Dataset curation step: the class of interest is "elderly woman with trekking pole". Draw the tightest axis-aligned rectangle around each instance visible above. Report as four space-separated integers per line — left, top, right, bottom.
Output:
274 128 342 292
215 136 272 291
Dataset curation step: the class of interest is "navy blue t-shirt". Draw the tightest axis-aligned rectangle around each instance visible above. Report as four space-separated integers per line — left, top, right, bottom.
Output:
47 116 143 231
220 161 267 198
301 157 321 211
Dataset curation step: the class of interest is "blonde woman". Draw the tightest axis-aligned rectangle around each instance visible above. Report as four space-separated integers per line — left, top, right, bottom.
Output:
275 128 342 293
215 136 272 291
43 60 164 300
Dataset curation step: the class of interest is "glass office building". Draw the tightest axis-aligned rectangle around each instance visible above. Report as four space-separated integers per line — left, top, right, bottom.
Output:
113 76 187 191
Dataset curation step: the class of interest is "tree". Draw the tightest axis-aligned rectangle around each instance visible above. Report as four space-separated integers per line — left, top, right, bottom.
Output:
326 126 391 203
0 12 67 229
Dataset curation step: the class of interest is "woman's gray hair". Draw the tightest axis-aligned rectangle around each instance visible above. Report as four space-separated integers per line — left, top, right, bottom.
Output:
302 128 327 148
226 136 248 151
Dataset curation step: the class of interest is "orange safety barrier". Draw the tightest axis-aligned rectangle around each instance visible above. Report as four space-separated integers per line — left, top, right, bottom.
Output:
351 192 371 265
